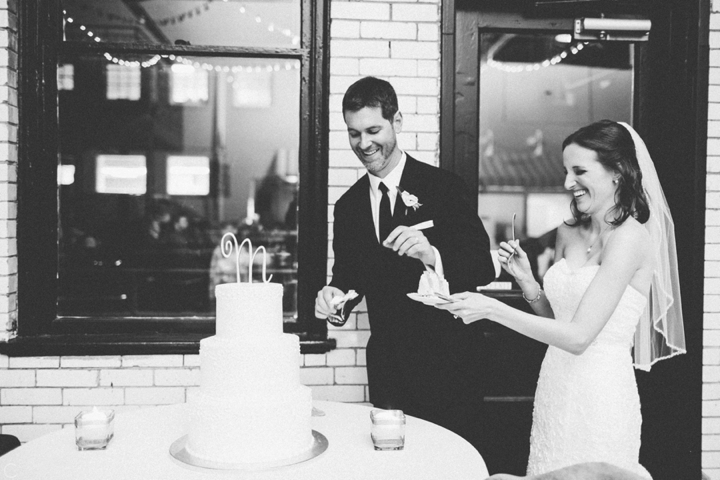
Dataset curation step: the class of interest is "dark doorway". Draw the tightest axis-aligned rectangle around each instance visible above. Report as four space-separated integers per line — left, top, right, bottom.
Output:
441 0 706 477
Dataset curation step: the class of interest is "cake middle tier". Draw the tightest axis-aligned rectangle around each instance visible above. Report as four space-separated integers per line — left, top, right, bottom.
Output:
199 333 303 394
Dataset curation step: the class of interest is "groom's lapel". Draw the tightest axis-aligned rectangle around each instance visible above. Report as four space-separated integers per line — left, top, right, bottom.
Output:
396 156 427 226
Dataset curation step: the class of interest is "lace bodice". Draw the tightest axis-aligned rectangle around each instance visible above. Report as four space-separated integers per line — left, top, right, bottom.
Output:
526 258 652 479
543 258 647 350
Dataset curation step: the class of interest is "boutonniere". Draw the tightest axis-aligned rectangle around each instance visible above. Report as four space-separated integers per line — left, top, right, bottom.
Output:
396 186 422 214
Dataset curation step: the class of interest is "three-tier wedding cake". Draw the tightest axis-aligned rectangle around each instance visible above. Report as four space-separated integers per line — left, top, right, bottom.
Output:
184 248 314 465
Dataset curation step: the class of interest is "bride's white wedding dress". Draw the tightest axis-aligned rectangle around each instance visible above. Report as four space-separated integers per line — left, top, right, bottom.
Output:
526 258 652 479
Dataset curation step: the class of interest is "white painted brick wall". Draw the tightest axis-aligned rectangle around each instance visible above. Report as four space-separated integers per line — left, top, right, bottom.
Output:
709 4 720 478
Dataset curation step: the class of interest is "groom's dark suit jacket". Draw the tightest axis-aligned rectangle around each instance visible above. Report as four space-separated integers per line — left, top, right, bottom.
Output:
330 155 494 445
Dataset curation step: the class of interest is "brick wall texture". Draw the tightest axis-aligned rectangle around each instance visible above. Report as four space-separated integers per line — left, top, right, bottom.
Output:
707 2 720 478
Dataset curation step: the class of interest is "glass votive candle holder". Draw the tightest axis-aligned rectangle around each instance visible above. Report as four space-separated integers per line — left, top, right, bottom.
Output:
370 409 406 451
75 408 115 451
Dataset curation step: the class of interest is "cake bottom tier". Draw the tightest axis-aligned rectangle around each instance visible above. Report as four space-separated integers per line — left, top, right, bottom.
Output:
185 384 314 464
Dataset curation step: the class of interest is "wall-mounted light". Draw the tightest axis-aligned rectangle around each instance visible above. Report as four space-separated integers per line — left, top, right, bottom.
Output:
574 17 651 42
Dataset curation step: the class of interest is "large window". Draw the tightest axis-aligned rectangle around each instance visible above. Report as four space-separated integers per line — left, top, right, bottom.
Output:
11 0 331 354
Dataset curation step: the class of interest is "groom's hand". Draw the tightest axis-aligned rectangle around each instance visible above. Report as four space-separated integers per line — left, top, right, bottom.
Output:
315 286 345 319
383 226 435 266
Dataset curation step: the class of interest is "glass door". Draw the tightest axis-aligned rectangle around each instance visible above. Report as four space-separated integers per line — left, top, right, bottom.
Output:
478 34 634 286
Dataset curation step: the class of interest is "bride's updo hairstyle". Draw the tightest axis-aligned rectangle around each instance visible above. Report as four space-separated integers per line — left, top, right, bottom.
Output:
562 119 650 227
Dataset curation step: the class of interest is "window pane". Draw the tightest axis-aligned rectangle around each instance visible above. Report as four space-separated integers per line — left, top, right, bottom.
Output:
478 34 633 283
57 52 301 318
62 0 301 48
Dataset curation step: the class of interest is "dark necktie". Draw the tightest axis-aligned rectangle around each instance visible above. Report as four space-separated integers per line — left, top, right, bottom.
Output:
378 182 392 242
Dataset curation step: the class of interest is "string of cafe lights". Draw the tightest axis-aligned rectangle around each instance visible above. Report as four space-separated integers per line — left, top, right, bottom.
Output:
483 41 589 73
63 4 300 70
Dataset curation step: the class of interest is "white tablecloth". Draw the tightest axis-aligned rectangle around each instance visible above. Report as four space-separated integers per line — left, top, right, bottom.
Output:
0 401 488 480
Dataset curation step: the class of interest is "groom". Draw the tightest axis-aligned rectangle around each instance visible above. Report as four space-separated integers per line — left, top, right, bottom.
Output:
315 77 495 453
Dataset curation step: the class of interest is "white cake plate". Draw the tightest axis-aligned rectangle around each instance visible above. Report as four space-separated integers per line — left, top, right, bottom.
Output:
169 430 328 471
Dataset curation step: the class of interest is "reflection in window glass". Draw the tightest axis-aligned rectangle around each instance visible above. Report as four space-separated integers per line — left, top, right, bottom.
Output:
233 70 273 108
95 155 147 194
61 0 301 48
106 64 141 100
478 34 633 283
58 64 74 91
170 64 209 105
166 156 210 196
57 53 301 318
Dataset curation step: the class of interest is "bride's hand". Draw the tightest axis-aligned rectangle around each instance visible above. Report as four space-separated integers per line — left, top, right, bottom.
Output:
498 240 534 284
434 292 498 324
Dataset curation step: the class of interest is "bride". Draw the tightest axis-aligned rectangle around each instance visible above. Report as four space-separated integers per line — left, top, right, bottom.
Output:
435 120 686 478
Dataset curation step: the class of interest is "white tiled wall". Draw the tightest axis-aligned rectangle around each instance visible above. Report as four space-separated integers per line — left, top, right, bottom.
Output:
708 2 720 478
0 0 442 444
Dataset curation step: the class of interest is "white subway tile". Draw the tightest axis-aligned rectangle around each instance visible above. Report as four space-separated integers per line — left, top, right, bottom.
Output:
61 356 122 368
417 23 439 41
310 385 365 402
99 369 153 387
705 400 720 416
329 330 371 348
392 3 438 22
124 387 185 405
183 355 200 367
33 405 84 424
356 349 367 366
332 2 389 21
707 348 720 365
0 368 33 386
8 356 59 369
326 348 355 366
2 388 61 405
62 388 123 406
121 355 184 368
359 58 417 77
0 405 31 423
300 367 334 385
391 40 439 60
334 366 368 384
361 21 416 40
705 417 720 434
706 382 720 400
303 353 327 367
704 450 720 468
36 369 98 387
331 19 361 38
332 39 389 58
707 434 720 451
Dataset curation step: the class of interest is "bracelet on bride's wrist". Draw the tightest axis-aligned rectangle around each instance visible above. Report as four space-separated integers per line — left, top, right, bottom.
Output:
522 284 543 304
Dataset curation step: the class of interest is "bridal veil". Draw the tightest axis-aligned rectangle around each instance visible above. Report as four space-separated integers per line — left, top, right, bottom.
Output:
618 122 686 371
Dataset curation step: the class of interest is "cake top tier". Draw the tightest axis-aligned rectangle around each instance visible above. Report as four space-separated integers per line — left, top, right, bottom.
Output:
215 282 284 338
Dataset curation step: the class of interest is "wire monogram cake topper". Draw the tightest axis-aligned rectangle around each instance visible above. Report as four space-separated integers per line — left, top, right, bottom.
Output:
221 233 273 284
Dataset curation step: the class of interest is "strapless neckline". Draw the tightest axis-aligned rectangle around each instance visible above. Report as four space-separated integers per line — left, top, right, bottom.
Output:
551 258 646 303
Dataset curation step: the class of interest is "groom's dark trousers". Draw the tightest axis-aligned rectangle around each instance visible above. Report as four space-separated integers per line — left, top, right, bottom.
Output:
329 155 495 455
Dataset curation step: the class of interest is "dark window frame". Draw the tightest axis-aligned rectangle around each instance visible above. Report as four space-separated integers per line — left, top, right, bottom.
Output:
2 0 334 356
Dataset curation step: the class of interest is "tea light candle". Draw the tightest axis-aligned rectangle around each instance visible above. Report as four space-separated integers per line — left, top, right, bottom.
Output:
75 407 114 450
370 409 406 451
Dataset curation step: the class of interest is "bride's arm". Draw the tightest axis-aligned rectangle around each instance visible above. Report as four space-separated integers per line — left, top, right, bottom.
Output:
438 224 650 355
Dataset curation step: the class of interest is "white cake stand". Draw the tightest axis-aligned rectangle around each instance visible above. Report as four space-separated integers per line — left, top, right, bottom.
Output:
169 430 328 471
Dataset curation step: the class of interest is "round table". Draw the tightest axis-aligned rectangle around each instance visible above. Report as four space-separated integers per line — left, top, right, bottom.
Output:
0 401 488 479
